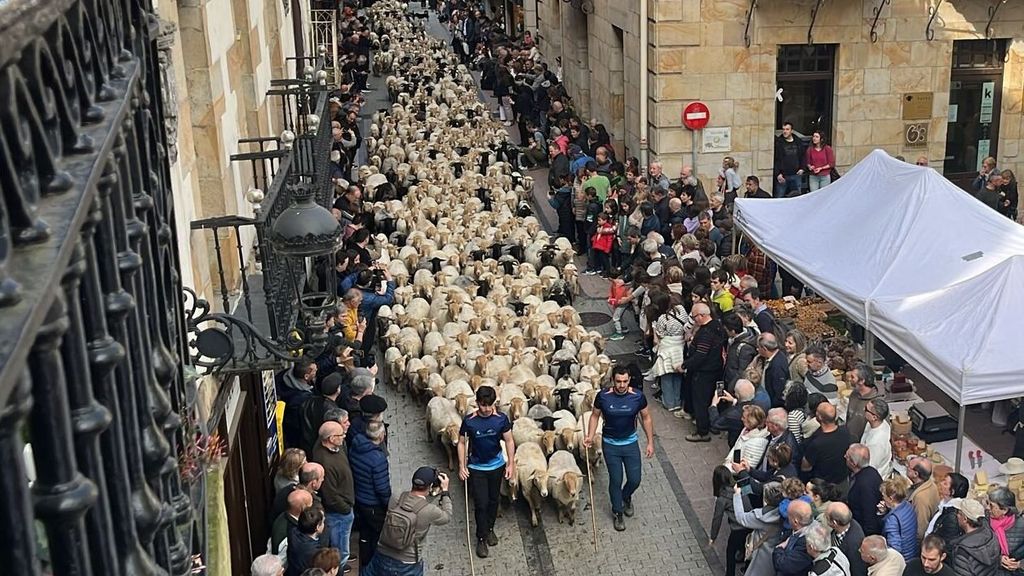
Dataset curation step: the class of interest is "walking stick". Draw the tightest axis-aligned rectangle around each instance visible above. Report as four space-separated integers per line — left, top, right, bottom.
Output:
584 444 598 552
465 478 476 576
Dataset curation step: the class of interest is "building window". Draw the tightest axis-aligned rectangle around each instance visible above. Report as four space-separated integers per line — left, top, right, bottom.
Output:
944 40 1006 189
776 44 837 141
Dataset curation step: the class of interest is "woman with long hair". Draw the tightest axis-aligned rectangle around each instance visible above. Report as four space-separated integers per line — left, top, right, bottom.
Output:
709 465 749 576
805 131 835 191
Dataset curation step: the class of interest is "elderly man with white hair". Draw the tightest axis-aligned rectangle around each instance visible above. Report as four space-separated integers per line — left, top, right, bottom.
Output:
679 302 727 442
251 553 284 576
805 521 852 576
709 379 757 445
649 160 670 190
860 535 906 576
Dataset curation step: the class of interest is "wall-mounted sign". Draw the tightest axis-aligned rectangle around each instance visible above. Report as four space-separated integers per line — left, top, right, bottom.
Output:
948 104 958 123
902 93 934 120
702 127 732 153
904 123 928 148
980 81 995 124
978 139 991 169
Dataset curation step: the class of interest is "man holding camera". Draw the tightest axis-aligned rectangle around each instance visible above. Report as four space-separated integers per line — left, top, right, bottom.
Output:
355 263 395 352
364 467 452 576
458 386 516 559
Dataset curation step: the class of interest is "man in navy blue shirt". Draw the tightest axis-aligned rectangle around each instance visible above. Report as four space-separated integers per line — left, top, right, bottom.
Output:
458 386 516 559
584 365 655 532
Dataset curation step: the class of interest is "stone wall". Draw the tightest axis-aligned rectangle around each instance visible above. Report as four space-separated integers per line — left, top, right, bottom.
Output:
536 0 641 160
158 0 301 306
540 0 1024 188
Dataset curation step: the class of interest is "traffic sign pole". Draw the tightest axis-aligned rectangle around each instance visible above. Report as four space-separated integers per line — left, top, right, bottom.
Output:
682 101 711 175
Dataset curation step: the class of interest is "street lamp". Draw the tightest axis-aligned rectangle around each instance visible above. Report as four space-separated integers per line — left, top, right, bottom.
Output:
270 180 342 352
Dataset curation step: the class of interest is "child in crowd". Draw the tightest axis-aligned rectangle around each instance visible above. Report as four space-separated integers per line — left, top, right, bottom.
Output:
586 212 615 276
778 477 813 537
607 269 631 340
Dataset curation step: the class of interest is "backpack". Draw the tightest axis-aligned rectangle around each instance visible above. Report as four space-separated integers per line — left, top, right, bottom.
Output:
758 308 788 343
379 492 429 558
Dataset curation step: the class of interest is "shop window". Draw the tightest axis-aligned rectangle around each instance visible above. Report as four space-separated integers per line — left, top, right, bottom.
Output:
944 40 1006 190
775 44 836 142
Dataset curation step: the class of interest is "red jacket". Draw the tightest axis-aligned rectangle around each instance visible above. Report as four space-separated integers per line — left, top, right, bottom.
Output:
591 222 615 253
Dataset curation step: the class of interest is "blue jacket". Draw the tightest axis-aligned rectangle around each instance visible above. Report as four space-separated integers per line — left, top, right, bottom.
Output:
338 270 359 296
359 281 395 319
772 531 814 576
348 432 392 508
883 500 919 561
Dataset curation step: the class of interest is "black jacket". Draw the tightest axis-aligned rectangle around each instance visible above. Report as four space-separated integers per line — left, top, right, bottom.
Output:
847 467 883 536
710 400 751 446
724 328 758 387
548 153 570 188
774 135 806 177
763 352 790 408
285 531 329 576
299 395 337 454
949 525 1001 576
683 319 726 375
834 520 867 576
932 504 963 543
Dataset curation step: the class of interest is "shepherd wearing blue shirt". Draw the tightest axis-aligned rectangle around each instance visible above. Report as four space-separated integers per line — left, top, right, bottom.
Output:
584 365 656 532
458 386 516 560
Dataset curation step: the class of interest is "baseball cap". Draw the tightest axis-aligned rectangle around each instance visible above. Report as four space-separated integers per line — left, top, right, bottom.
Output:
412 466 439 488
950 498 985 521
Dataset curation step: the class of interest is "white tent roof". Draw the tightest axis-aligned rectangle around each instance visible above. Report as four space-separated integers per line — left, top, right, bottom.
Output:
734 149 1024 405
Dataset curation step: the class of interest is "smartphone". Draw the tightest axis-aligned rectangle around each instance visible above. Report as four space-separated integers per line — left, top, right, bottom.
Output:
736 476 750 488
716 381 726 397
733 449 742 464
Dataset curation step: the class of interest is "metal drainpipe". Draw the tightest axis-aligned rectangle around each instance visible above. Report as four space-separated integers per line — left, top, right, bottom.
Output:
639 0 649 173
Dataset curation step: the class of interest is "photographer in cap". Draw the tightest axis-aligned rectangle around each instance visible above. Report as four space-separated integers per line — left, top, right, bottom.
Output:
364 467 452 576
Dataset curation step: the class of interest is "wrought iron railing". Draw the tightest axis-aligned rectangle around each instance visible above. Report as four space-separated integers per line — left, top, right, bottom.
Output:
0 0 199 574
189 60 333 373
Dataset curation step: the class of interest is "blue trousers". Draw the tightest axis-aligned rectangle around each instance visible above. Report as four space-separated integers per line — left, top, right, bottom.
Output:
363 553 424 576
326 510 355 567
603 440 642 514
660 372 683 411
773 174 803 197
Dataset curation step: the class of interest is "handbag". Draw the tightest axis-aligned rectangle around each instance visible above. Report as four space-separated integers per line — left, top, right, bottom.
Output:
830 166 841 180
744 531 770 561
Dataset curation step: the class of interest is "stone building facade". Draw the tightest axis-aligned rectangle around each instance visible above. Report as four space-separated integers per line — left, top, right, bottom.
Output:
535 0 1024 190
155 0 305 300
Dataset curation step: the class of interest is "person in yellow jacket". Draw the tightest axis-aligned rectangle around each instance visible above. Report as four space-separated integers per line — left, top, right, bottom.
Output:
711 269 735 313
339 289 367 345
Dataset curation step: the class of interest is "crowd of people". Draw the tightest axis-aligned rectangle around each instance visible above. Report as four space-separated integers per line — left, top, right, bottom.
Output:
248 1 1024 576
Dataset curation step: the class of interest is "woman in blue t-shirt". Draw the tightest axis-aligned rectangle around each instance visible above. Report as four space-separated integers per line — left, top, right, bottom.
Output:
584 365 655 532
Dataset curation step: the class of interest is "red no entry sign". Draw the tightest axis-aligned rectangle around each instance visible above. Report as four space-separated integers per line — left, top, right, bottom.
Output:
682 101 710 130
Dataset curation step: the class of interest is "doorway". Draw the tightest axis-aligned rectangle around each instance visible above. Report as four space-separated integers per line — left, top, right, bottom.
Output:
775 44 837 142
944 40 1006 191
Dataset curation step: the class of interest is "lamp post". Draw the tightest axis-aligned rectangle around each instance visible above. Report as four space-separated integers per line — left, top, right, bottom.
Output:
270 180 343 353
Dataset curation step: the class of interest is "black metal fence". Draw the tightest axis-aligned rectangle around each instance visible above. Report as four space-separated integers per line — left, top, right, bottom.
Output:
0 0 200 574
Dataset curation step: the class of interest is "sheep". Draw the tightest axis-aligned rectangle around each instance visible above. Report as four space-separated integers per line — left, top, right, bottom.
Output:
512 416 557 456
551 410 578 452
546 450 584 525
425 396 462 470
498 383 528 421
514 442 549 527
444 379 475 414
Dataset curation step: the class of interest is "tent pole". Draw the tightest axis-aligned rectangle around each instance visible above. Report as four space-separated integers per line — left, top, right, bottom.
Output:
955 403 966 474
863 329 876 365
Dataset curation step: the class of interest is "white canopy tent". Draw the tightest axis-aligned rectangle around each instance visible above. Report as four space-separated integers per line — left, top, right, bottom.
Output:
733 149 1024 447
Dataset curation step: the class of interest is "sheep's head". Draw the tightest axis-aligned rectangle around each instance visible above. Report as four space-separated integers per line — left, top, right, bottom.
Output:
559 428 576 452
443 423 461 446
540 431 556 458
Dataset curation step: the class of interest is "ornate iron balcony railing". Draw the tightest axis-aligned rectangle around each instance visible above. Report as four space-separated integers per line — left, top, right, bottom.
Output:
0 0 200 574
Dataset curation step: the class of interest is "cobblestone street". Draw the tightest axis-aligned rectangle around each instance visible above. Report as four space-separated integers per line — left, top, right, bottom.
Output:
360 9 734 576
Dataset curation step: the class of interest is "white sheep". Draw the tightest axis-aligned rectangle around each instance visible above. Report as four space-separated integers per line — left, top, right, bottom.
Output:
514 442 549 527
425 396 462 470
546 450 584 525
574 410 604 468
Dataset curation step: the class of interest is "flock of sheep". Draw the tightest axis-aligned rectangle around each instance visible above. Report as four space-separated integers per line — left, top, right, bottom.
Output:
355 1 616 528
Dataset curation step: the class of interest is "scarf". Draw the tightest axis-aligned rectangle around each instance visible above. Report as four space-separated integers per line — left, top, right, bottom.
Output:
991 514 1015 555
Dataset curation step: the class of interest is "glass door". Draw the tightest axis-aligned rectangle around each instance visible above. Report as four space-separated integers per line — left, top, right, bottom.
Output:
944 40 1005 191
